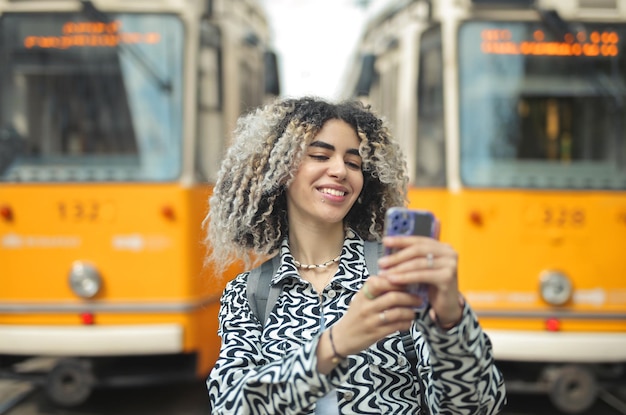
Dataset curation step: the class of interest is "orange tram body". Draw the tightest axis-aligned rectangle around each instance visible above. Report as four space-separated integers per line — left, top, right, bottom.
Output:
344 0 626 413
0 0 279 406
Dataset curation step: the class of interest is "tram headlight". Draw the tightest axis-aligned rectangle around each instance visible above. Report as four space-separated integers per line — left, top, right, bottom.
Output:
539 270 572 306
68 261 102 299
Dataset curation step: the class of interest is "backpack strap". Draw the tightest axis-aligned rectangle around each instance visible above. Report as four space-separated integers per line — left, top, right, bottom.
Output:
247 254 282 326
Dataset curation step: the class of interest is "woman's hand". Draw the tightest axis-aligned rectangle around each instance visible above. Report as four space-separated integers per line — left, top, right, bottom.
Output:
317 238 462 373
319 276 421 370
377 236 463 328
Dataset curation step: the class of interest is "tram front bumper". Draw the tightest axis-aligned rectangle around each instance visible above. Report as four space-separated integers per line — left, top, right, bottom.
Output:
486 329 626 362
0 324 183 356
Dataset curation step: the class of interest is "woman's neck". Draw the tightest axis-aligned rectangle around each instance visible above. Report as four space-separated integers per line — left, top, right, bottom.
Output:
288 224 345 266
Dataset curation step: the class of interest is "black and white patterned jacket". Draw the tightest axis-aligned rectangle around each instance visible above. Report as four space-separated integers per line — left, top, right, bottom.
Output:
207 231 507 414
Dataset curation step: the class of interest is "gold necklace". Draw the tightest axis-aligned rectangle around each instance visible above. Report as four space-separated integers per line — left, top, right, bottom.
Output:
300 262 339 296
293 254 341 270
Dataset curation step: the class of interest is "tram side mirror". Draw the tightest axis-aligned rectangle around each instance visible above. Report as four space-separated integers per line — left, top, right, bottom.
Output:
356 54 376 97
264 51 281 97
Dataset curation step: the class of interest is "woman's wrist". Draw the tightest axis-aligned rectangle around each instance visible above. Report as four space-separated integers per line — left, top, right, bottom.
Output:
328 326 346 364
317 326 346 374
430 294 465 330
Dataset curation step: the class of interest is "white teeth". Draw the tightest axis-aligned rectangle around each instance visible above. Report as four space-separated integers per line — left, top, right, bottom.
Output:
320 188 345 197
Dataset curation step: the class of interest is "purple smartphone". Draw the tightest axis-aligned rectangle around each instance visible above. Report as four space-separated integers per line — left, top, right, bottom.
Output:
383 207 440 308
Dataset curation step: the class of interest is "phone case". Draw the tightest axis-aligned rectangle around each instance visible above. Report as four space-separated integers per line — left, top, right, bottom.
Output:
383 207 440 242
383 207 440 308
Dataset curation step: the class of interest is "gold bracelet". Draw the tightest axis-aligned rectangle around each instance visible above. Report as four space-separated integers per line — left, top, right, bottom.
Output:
328 326 346 364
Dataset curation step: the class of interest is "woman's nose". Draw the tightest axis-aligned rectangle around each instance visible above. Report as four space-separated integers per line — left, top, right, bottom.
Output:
327 156 347 179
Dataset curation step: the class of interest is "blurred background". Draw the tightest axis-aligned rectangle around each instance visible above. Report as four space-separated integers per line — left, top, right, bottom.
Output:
1 0 625 414
261 0 368 99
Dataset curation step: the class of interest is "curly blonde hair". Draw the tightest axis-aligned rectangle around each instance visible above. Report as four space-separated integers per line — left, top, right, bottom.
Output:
204 96 408 273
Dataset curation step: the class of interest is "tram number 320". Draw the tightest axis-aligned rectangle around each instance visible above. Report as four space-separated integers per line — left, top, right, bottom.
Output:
542 207 585 227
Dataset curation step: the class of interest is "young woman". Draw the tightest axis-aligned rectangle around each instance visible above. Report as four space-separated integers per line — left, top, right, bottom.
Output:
204 97 506 414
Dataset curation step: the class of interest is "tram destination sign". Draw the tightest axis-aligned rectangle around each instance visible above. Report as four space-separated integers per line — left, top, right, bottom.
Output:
22 20 161 50
481 28 619 57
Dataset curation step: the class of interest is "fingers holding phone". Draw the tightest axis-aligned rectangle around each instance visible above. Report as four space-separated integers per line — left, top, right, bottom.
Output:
379 207 459 310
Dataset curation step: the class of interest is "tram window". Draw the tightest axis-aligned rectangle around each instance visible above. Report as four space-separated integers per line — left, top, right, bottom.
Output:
367 66 393 130
458 21 626 190
416 25 446 187
239 58 263 114
0 14 184 182
196 20 224 182
369 58 399 132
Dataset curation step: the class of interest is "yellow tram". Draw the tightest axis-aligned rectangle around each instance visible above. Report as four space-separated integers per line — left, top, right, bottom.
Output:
0 0 279 406
344 0 626 413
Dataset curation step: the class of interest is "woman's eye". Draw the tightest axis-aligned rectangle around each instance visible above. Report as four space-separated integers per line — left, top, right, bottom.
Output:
346 158 362 169
310 154 328 161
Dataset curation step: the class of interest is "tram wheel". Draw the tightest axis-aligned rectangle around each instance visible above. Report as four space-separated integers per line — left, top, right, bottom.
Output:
45 358 94 407
548 364 598 414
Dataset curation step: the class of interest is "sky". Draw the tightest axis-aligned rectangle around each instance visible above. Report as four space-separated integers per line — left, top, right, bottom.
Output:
260 0 369 100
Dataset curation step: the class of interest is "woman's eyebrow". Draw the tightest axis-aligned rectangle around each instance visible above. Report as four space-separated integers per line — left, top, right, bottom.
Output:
310 141 361 156
310 141 334 151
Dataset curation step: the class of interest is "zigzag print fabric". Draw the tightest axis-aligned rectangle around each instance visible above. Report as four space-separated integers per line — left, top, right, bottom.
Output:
208 232 507 414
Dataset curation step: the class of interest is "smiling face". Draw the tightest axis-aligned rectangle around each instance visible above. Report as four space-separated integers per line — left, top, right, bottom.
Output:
286 119 364 230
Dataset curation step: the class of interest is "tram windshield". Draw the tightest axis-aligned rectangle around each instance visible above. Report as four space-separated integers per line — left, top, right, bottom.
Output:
0 13 184 182
458 20 626 190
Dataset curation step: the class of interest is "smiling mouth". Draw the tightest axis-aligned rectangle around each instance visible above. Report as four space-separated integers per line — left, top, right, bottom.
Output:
319 188 346 197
